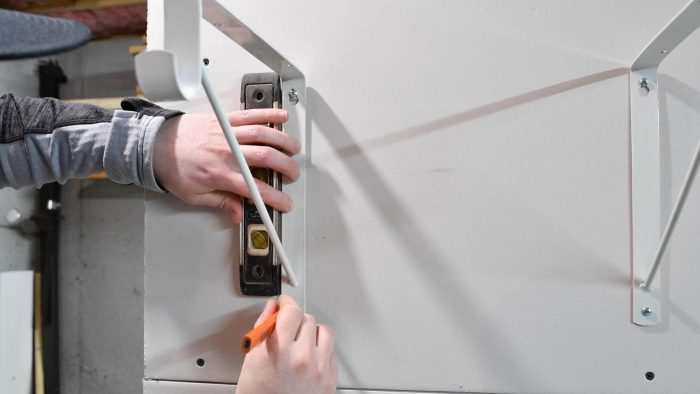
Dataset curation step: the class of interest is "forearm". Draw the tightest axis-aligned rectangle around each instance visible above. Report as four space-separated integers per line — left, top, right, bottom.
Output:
0 94 181 191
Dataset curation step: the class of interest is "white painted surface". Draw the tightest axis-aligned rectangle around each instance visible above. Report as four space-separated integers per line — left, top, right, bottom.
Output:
630 67 663 326
144 1 700 393
0 271 34 394
136 0 202 101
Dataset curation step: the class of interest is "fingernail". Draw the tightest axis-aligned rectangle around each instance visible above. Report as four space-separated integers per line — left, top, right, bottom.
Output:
287 198 294 211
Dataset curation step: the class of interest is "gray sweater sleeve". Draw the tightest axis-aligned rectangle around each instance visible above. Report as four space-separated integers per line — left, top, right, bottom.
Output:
0 94 182 192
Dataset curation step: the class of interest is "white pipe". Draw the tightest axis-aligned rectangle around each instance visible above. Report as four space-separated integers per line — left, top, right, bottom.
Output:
642 134 700 290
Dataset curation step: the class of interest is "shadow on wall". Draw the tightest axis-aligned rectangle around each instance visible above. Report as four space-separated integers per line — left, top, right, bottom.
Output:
306 66 636 389
321 68 628 161
308 87 543 388
658 73 700 336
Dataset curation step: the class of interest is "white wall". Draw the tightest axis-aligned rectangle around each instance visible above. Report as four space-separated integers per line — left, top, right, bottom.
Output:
143 1 700 393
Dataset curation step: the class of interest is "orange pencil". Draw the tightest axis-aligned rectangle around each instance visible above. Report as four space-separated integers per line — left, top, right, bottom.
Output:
241 311 279 354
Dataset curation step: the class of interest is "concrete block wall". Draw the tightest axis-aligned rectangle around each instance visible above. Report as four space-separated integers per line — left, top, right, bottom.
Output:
1 37 146 393
0 57 40 273
56 37 146 394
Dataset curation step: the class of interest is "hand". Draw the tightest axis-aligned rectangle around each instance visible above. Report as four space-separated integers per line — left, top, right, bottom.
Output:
153 109 301 223
237 295 338 394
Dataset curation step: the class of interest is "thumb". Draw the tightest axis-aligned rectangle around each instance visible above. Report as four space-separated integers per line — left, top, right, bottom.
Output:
187 191 243 223
254 299 279 327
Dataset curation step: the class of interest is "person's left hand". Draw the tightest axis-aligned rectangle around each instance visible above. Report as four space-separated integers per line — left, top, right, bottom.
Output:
237 296 338 394
153 109 301 223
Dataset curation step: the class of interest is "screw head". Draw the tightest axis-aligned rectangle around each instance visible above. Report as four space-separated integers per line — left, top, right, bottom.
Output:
5 209 22 225
288 88 299 105
639 78 650 96
642 307 653 316
46 200 61 211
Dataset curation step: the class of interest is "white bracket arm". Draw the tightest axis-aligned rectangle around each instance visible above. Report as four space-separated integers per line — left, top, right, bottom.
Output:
630 0 700 326
134 0 306 287
134 0 201 101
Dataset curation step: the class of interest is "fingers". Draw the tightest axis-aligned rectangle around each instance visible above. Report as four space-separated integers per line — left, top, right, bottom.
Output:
316 325 335 366
234 124 301 155
209 172 294 212
184 191 243 223
275 295 305 344
240 145 300 181
228 109 288 127
329 355 339 393
295 314 317 348
255 299 278 327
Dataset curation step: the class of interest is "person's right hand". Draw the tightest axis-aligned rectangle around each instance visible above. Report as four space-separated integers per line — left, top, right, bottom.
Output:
153 109 301 223
237 295 338 394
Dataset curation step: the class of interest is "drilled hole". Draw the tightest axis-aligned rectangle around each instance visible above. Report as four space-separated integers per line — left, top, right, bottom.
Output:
254 90 264 102
202 58 210 66
645 371 655 381
196 358 205 367
252 265 265 279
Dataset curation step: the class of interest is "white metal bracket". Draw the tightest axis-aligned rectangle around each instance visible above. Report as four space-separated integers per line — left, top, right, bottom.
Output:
134 0 307 288
630 0 700 326
134 0 202 101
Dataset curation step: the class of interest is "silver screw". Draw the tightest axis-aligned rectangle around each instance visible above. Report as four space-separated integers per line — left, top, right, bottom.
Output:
639 78 650 96
5 209 22 226
642 307 653 316
47 200 61 211
288 89 299 105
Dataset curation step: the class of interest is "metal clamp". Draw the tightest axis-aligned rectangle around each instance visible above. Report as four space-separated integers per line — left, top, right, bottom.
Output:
630 0 700 326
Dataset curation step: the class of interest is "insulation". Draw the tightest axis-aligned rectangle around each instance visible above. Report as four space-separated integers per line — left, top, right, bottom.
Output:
0 1 146 38
49 4 146 38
